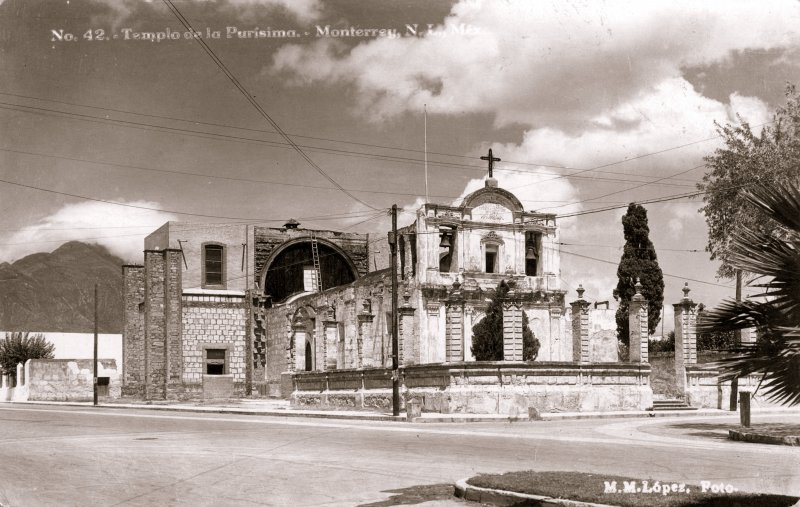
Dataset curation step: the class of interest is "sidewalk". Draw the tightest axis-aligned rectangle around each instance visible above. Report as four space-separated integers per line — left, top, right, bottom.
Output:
12 398 800 423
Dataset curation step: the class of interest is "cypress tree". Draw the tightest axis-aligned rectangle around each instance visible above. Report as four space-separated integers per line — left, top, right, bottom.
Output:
471 280 540 361
613 204 665 348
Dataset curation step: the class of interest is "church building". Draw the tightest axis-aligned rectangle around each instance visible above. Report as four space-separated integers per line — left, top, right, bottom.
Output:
122 151 651 414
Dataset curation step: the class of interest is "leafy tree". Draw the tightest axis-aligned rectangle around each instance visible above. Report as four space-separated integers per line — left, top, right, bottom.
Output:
613 203 665 347
696 304 736 351
0 332 55 381
649 331 675 353
698 182 800 405
698 84 800 279
471 281 540 361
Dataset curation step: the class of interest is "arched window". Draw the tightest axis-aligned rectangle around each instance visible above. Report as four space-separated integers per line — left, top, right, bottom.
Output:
203 243 225 288
305 341 313 371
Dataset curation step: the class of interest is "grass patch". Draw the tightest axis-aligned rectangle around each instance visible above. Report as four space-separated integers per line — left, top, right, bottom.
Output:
467 471 798 507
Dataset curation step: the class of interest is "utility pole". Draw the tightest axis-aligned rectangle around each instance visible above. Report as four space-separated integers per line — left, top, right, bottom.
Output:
730 269 742 411
93 283 98 407
389 204 400 416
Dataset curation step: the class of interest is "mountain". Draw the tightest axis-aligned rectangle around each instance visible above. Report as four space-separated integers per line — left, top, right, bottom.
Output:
0 242 124 333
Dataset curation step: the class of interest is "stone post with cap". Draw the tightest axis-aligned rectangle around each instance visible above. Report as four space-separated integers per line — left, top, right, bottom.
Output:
570 284 591 363
674 282 698 393
628 278 649 363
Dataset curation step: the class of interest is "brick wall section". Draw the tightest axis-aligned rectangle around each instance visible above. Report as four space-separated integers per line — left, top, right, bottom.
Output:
253 227 370 283
122 265 145 395
144 250 167 400
502 301 523 361
182 294 247 391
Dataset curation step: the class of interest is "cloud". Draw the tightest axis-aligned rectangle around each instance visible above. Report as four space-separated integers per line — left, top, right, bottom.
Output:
0 201 177 263
272 0 800 128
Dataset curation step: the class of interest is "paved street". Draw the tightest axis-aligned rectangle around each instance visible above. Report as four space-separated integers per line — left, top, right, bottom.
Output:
0 405 797 506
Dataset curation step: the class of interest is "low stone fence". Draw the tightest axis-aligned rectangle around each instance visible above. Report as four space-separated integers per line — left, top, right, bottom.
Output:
685 365 783 409
0 359 121 402
290 362 652 415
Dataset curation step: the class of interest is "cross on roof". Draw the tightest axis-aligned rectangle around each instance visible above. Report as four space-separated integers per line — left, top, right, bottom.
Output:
480 149 501 178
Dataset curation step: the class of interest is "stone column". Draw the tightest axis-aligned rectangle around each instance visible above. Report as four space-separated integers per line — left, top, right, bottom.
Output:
356 304 374 369
144 250 167 400
398 289 416 365
293 327 307 372
322 306 338 371
16 363 24 387
164 249 183 397
503 290 523 361
464 306 474 362
445 281 465 362
549 306 562 361
570 285 591 363
628 279 649 363
122 264 145 396
425 302 440 364
674 283 698 392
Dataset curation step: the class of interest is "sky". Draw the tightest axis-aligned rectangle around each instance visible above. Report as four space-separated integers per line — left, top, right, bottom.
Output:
2 0 800 333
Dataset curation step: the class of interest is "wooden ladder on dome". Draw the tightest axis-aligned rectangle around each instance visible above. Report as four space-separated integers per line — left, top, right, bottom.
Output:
310 232 323 292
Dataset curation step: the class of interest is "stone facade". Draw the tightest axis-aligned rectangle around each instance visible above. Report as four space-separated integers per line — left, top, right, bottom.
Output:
182 293 247 394
123 220 370 400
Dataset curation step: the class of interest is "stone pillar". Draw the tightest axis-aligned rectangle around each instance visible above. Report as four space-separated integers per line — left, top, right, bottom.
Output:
164 249 183 398
122 264 145 396
398 290 416 365
357 309 373 370
570 285 591 363
464 306 474 361
674 282 698 392
16 363 24 387
293 328 307 372
503 291 523 361
322 307 338 371
144 250 167 400
445 281 465 362
628 279 649 363
549 306 562 361
1 374 7 389
425 302 441 364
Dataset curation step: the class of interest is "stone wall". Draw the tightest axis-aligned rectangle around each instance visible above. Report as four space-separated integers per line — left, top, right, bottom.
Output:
261 271 392 397
182 293 247 395
290 362 652 415
122 265 145 396
25 359 121 402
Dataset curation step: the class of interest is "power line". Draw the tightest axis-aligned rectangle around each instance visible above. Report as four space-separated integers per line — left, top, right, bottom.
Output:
560 249 733 288
0 172 390 222
0 90 707 184
542 163 708 212
0 102 699 190
160 0 379 211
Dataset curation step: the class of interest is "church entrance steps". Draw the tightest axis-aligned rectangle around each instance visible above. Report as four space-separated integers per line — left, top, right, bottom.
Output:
650 399 697 411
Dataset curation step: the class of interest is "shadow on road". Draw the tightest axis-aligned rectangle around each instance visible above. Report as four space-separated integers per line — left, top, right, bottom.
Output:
357 483 461 506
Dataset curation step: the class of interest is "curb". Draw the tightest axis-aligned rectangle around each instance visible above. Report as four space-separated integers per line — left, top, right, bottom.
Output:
13 401 408 422
728 429 800 446
9 401 800 424
454 478 615 507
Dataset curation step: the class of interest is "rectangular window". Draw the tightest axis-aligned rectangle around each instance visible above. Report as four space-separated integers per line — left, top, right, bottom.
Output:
204 244 224 286
303 266 319 292
485 245 498 273
206 348 226 375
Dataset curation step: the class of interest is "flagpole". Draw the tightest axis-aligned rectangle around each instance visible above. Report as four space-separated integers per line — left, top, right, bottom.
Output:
424 104 429 204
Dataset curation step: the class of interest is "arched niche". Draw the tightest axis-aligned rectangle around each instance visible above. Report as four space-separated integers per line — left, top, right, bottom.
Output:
261 238 358 303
